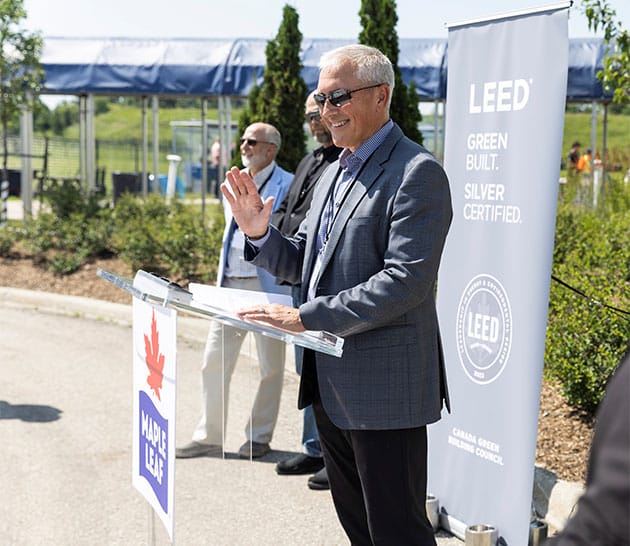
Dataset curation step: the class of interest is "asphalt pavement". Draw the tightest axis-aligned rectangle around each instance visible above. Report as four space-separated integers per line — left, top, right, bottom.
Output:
0 286 582 545
0 287 464 545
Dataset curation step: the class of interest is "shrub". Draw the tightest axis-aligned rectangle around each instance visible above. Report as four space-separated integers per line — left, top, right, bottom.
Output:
545 194 630 415
159 200 223 283
48 250 87 275
0 226 14 256
20 181 114 273
81 209 115 257
23 205 114 271
45 182 101 218
110 194 172 273
110 193 223 282
20 192 224 280
23 212 57 255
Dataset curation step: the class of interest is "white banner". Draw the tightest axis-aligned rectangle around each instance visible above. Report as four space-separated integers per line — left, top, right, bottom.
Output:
429 5 569 545
132 299 177 542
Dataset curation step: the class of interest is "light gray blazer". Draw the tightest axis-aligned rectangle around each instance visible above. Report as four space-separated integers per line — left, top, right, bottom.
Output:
247 123 453 430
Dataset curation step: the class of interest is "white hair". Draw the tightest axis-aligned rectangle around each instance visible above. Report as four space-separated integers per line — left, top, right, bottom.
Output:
319 44 395 109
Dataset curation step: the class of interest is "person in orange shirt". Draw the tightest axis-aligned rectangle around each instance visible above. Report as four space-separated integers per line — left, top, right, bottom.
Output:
577 148 592 174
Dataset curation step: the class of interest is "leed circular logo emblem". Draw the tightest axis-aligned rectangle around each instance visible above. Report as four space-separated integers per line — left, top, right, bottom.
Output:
456 274 512 384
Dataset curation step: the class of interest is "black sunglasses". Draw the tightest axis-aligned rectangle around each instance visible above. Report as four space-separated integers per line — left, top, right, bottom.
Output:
240 138 274 147
313 83 384 108
305 110 321 122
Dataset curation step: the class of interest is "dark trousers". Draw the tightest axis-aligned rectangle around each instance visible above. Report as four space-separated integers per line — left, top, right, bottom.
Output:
312 392 436 546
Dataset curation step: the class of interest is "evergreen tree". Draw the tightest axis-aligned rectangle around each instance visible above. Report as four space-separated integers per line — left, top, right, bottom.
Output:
255 4 308 171
230 84 261 169
358 0 423 144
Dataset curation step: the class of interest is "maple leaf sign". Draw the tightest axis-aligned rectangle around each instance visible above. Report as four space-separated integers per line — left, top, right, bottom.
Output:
144 310 165 400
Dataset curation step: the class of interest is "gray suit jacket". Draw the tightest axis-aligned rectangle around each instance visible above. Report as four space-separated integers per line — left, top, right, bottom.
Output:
247 123 453 430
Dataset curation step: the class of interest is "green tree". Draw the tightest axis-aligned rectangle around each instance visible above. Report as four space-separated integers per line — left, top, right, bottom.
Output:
230 83 261 169
253 4 308 171
50 101 79 135
582 0 629 105
358 0 423 144
0 0 44 198
30 97 51 134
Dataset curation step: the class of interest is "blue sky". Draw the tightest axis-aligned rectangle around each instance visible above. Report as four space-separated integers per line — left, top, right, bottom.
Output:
23 0 628 40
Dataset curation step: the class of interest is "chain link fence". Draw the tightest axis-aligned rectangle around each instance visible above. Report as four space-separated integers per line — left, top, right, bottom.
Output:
5 135 172 195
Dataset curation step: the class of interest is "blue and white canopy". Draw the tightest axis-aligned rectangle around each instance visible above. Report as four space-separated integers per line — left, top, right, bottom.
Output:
39 36 611 101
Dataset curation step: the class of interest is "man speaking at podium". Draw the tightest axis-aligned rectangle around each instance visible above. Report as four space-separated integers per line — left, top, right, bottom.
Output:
222 45 452 545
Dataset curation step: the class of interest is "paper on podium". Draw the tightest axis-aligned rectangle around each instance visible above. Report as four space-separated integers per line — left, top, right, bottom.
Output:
187 283 343 357
189 283 293 311
96 269 344 357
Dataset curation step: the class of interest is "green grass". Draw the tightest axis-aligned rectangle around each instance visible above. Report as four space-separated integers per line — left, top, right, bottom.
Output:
63 103 222 142
62 106 630 174
13 105 629 195
59 103 241 181
80 106 628 172
562 111 630 170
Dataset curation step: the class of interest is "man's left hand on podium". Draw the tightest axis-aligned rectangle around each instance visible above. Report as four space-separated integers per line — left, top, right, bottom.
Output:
237 304 306 333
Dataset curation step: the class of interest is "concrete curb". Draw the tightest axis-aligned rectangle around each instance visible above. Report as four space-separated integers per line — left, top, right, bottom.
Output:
0 286 209 344
533 465 584 535
0 285 585 539
0 286 133 325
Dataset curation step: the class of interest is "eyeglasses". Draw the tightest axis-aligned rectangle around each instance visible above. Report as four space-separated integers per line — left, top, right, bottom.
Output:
305 110 321 122
240 138 275 147
313 83 384 108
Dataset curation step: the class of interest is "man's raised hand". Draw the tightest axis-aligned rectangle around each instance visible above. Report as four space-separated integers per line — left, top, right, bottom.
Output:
221 166 275 239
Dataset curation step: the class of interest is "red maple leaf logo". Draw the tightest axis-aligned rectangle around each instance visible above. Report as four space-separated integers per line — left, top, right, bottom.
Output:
144 310 165 400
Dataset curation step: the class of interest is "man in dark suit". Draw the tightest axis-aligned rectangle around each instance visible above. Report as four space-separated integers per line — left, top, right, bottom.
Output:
221 44 452 545
273 91 342 490
545 349 630 546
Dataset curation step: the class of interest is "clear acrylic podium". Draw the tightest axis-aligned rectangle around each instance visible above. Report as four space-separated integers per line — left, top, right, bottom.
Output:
97 268 344 357
98 268 344 544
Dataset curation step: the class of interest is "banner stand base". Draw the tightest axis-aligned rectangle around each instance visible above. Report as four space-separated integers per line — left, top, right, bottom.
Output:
439 512 468 541
465 524 499 545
